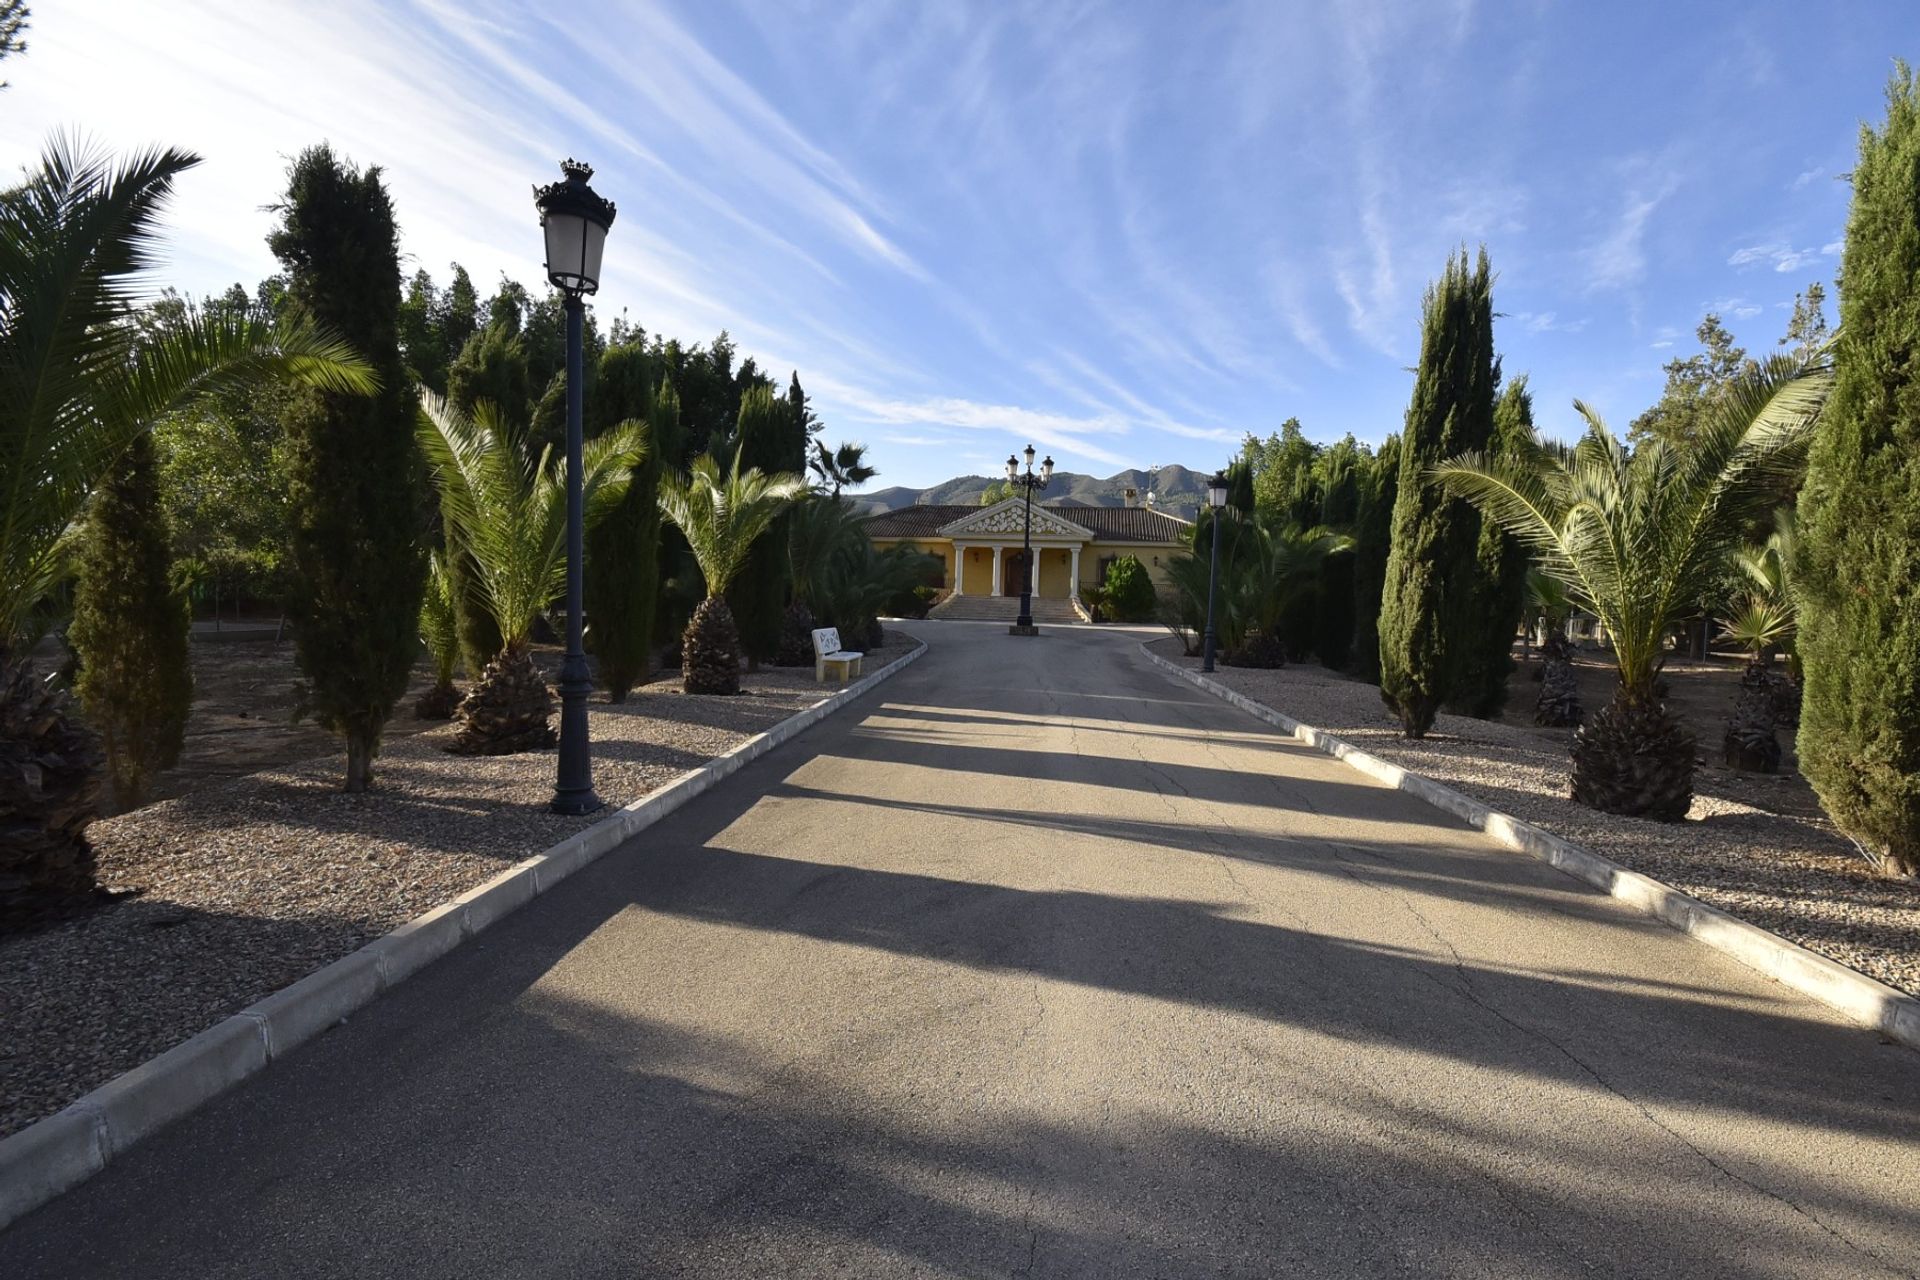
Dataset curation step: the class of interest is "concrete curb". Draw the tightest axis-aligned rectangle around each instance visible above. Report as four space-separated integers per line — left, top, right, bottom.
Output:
0 641 927 1233
1141 642 1920 1056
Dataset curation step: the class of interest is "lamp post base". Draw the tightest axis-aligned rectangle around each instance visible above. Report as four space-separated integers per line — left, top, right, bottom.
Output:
1008 623 1041 636
550 787 605 817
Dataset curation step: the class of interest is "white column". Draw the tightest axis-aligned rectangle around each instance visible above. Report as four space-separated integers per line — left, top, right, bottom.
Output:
952 544 966 596
1029 547 1039 596
991 545 1003 596
1070 545 1081 599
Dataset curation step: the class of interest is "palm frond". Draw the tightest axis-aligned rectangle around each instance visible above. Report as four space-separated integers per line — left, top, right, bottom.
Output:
0 135 376 645
418 390 644 649
658 453 806 597
1433 358 1833 695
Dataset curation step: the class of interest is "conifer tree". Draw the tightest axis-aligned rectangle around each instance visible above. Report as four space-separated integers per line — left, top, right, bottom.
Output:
69 433 192 810
586 346 680 701
1378 248 1497 736
1313 438 1366 670
1349 436 1399 684
1796 65 1920 878
269 145 426 792
1448 374 1536 718
727 384 804 665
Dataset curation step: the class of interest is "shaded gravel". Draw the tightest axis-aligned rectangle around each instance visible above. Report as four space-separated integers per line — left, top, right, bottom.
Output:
1149 639 1920 1000
0 637 918 1139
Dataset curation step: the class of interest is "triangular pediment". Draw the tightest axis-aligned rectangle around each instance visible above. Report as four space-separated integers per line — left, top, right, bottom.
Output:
938 498 1094 540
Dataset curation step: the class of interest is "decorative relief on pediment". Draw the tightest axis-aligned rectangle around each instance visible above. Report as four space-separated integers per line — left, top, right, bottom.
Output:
938 499 1093 539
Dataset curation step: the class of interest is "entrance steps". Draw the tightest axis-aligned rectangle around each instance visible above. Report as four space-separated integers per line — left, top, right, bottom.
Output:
928 595 1084 624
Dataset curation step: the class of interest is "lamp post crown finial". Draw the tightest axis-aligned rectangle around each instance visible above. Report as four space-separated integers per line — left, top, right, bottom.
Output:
560 158 594 182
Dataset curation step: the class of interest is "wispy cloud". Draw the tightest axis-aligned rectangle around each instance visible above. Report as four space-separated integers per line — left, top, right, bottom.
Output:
1511 310 1588 334
1585 169 1680 292
1728 240 1837 273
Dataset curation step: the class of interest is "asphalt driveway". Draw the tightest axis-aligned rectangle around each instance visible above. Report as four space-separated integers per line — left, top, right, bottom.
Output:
3 622 1916 1278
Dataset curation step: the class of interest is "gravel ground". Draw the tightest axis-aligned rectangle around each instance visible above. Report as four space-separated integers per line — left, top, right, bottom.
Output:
1148 637 1920 1001
0 636 919 1139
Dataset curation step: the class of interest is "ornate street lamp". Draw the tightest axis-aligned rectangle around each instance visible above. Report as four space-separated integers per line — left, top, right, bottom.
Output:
1202 471 1229 673
534 159 616 815
1006 445 1054 635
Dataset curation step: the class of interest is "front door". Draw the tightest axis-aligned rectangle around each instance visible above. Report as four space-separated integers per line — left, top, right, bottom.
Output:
1002 550 1030 597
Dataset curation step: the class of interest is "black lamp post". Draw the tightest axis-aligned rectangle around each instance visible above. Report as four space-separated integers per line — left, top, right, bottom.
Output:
1006 445 1054 635
1202 471 1228 673
534 159 615 816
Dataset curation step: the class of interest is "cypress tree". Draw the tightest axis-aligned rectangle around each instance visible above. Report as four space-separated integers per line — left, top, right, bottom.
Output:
269 145 426 792
1378 248 1497 736
69 433 192 810
586 347 679 701
1349 435 1399 685
1313 438 1366 670
728 384 804 665
1448 374 1536 718
1796 65 1920 879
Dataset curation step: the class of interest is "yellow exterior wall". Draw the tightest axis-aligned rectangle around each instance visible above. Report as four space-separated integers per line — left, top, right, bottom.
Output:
867 535 1187 597
1038 548 1072 598
1078 542 1188 592
960 546 995 595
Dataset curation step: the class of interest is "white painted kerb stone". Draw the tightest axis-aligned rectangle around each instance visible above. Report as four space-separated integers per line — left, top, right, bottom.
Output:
1140 641 1920 1057
0 640 928 1233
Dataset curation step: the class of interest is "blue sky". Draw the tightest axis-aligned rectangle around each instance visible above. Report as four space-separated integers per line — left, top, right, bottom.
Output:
3 1 1901 488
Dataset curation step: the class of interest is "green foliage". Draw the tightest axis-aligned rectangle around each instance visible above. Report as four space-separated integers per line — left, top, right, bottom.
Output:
728 384 807 663
269 143 428 792
658 453 807 598
1101 555 1157 622
1449 375 1537 718
1243 418 1321 525
1795 64 1920 878
0 140 374 652
1435 356 1831 817
0 1 26 87
1348 435 1399 684
810 439 877 496
1228 521 1350 665
447 322 531 427
1628 314 1753 450
418 551 461 687
1378 248 1498 736
586 349 678 701
1315 548 1357 671
69 433 191 810
415 391 644 653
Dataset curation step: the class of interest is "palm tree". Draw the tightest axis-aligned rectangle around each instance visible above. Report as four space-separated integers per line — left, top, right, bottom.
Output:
657 453 806 694
414 551 463 720
809 439 877 497
1432 352 1831 819
416 392 645 752
1228 521 1350 667
1525 568 1582 727
1 138 373 921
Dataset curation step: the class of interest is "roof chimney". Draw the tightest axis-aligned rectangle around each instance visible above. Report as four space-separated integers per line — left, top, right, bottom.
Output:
1123 486 1137 508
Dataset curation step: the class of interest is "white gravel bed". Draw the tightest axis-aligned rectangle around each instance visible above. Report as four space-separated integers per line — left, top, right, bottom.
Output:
0 636 918 1139
1148 637 1920 1000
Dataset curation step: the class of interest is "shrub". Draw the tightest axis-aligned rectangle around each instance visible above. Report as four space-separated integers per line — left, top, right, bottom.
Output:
1102 555 1157 622
69 433 192 809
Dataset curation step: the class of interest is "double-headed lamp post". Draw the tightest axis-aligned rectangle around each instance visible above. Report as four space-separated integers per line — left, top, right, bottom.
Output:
1006 445 1054 635
1202 471 1229 673
534 159 616 816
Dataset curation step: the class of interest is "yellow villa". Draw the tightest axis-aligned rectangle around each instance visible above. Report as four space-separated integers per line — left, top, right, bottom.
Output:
864 497 1192 620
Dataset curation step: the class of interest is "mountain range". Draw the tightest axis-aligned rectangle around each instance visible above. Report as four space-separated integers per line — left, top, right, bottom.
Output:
852 465 1210 521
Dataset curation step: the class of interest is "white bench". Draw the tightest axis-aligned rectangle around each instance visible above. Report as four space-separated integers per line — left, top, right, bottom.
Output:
811 626 865 684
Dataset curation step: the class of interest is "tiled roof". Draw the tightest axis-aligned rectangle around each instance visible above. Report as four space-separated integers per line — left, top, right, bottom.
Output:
863 503 1191 544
